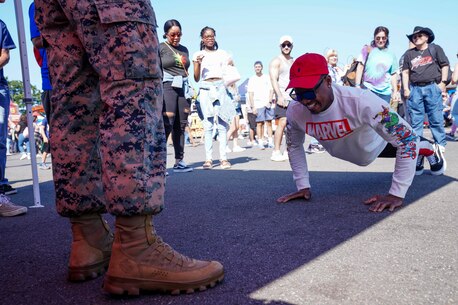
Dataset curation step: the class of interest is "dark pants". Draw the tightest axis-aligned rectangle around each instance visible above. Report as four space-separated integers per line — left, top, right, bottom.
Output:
162 81 191 160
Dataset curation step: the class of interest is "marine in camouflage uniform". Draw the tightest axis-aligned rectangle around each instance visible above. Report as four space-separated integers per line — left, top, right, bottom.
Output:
35 0 224 295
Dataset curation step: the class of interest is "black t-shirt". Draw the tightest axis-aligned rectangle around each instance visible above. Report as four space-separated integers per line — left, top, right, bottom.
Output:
402 44 449 84
159 42 190 77
18 121 27 134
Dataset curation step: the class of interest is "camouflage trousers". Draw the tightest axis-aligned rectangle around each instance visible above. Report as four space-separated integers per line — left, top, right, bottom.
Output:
35 0 166 216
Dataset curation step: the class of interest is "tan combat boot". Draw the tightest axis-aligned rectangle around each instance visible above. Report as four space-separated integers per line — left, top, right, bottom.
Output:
103 215 224 295
68 213 113 281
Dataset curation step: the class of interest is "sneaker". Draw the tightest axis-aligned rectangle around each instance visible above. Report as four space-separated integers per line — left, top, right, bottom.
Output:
306 144 326 154
220 160 231 169
20 153 28 160
445 133 458 141
39 163 51 170
246 140 253 147
0 194 27 216
27 153 31 160
232 146 246 153
268 138 274 148
282 151 289 160
0 184 17 195
258 142 265 150
203 160 213 170
225 146 232 153
172 160 193 173
415 155 425 176
427 144 446 175
271 150 287 162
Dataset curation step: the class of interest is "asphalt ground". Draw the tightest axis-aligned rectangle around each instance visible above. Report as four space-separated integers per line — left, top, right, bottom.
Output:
0 130 457 305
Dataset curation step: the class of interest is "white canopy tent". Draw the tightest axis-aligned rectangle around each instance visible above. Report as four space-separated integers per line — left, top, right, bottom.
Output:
13 0 43 208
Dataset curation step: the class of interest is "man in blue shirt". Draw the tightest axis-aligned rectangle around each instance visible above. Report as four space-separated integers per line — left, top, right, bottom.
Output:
29 2 52 121
29 2 52 170
0 15 27 216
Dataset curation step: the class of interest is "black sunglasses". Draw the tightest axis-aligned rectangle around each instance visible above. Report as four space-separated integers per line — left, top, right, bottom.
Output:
289 75 327 101
281 43 292 48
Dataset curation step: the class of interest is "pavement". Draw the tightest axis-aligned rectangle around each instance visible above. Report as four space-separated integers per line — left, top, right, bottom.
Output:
0 131 457 305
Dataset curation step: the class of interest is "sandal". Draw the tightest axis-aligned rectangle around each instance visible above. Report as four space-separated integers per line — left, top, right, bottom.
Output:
203 160 213 170
220 160 231 169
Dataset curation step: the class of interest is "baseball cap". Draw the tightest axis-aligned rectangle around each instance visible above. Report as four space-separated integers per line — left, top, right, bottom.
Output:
286 53 329 89
279 35 293 45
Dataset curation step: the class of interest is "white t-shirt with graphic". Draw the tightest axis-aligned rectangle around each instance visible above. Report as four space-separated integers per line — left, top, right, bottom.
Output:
286 85 418 198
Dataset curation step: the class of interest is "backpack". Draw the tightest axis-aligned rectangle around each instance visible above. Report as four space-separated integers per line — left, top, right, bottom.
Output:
429 43 452 85
341 59 359 87
341 45 372 87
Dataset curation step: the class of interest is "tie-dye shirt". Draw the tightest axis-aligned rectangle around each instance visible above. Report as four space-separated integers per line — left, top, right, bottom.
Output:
358 46 398 96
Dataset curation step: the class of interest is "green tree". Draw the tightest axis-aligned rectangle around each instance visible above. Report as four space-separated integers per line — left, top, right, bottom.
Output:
7 79 42 111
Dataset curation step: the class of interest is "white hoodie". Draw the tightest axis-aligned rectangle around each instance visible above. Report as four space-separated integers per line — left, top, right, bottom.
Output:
286 85 418 198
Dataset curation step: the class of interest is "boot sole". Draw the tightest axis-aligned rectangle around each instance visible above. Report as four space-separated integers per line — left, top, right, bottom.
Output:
68 257 111 282
102 272 224 296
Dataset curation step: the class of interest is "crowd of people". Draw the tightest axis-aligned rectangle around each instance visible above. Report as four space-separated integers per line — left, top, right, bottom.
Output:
0 0 457 298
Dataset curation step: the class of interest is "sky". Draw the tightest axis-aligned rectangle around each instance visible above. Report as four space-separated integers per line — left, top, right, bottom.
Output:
1 0 457 90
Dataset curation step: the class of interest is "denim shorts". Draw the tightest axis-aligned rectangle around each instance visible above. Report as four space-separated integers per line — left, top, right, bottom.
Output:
256 107 274 122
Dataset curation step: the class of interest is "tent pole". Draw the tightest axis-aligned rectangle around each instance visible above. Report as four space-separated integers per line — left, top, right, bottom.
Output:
13 0 43 208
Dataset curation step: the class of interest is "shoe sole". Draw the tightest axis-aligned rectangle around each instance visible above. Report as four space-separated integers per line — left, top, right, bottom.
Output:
68 257 111 282
1 189 18 195
0 207 27 217
173 168 194 173
103 272 224 296
270 157 287 161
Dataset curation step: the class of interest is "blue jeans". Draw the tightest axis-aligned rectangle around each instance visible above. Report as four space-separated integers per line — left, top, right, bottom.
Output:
0 87 10 185
407 83 445 147
203 116 229 161
18 133 30 153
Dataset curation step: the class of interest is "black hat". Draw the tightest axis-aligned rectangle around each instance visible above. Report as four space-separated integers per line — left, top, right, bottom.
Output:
407 26 435 43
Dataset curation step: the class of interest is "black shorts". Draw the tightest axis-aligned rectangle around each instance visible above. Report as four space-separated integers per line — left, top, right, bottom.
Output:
274 104 288 119
41 142 51 154
247 113 257 131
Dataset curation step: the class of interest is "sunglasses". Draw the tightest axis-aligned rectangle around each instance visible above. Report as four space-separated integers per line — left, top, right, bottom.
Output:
281 43 292 48
289 76 326 101
375 36 387 41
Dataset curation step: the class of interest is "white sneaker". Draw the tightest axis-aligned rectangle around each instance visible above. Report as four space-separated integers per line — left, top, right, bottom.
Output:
0 194 27 217
271 150 287 162
226 146 232 153
27 153 31 160
20 153 27 160
282 151 289 160
258 142 265 150
173 160 193 173
232 146 246 153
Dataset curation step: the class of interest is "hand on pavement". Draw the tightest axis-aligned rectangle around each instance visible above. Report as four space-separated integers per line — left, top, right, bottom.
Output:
277 188 311 203
364 194 403 212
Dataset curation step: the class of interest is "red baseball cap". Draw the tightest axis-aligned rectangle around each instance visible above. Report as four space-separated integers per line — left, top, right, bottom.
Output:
286 53 329 89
